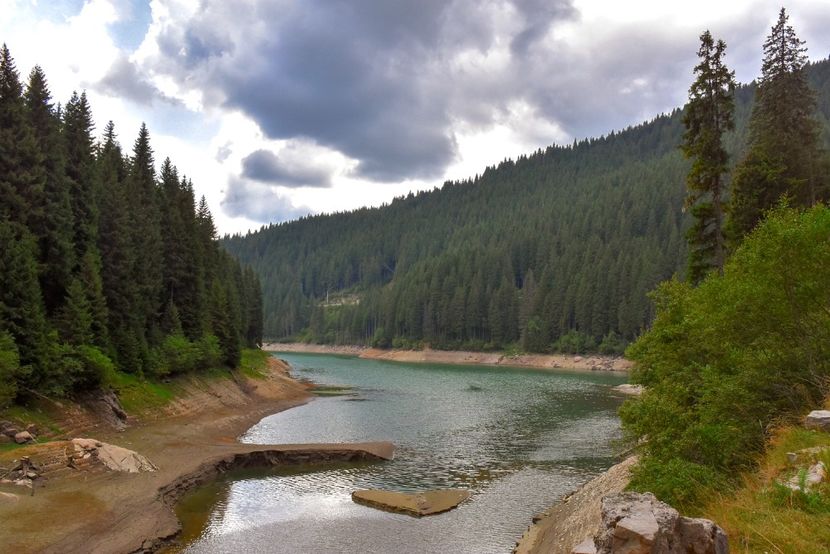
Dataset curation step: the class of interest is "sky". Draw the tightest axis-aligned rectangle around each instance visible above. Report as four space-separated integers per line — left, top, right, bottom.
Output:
2 1 830 235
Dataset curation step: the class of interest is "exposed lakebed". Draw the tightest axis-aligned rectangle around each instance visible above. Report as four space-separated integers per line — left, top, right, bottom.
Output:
175 353 627 553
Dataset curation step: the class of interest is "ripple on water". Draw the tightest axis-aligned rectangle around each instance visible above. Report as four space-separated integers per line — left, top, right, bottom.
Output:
179 353 627 553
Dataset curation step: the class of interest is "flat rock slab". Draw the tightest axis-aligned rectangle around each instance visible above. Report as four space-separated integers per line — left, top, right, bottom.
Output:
352 488 471 517
805 410 830 431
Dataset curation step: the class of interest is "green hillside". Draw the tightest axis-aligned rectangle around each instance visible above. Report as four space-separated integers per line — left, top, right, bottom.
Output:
223 58 830 353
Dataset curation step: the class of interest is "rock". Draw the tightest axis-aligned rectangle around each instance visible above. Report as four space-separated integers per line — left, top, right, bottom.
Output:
351 488 471 517
612 384 645 397
572 538 598 554
805 410 830 431
593 492 728 554
784 461 826 491
787 452 798 464
25 423 38 436
70 438 158 473
14 431 33 444
1 421 21 438
574 356 583 363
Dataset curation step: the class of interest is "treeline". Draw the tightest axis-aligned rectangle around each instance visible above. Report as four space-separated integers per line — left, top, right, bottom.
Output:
0 46 262 407
623 9 830 509
224 52 830 354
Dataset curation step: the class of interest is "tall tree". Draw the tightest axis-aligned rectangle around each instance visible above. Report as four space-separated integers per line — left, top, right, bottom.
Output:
63 91 99 259
681 31 736 283
0 45 46 231
728 8 825 240
24 66 75 314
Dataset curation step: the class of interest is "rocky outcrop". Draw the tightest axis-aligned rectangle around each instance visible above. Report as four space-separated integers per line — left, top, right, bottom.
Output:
514 457 638 554
587 492 728 554
70 438 158 473
804 410 830 432
351 488 471 517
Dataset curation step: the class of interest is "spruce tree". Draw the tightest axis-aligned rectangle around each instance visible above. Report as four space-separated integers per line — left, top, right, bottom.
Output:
728 8 824 240
0 45 46 231
681 31 736 283
63 91 99 259
24 66 75 314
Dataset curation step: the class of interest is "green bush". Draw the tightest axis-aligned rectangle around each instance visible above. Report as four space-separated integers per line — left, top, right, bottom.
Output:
623 206 830 509
552 330 597 354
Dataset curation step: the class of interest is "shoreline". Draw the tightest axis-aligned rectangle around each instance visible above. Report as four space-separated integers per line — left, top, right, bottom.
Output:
0 358 392 554
264 342 632 373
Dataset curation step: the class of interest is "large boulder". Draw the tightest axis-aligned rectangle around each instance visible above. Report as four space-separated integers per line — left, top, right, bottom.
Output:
587 492 728 554
804 410 830 432
14 431 33 444
70 438 158 473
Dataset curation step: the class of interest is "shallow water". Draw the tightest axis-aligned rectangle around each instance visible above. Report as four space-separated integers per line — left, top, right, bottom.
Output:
177 353 627 554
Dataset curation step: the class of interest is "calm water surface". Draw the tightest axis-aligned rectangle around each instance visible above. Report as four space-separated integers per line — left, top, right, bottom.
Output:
177 353 627 553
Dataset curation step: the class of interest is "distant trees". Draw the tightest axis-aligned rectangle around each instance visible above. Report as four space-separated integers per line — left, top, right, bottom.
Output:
0 45 263 407
728 8 827 240
681 31 736 283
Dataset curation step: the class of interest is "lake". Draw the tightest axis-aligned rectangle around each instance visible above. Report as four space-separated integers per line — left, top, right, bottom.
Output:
176 352 627 553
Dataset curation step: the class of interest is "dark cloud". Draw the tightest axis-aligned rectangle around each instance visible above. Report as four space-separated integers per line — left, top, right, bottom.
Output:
96 56 180 106
221 177 311 223
241 149 332 188
141 0 830 188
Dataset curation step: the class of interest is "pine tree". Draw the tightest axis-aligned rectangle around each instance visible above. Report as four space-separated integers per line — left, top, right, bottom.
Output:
63 91 99 259
56 278 93 346
728 8 824 240
24 66 75 314
0 45 46 231
681 31 736 283
126 123 163 350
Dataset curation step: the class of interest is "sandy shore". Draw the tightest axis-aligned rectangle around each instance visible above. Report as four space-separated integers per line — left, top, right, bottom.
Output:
265 342 632 373
0 358 393 553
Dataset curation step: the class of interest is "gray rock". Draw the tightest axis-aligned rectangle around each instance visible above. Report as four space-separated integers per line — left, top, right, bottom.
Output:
593 492 728 554
805 410 830 432
25 423 38 436
14 431 33 444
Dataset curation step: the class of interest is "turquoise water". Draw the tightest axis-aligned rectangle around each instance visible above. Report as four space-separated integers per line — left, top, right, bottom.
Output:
181 353 627 553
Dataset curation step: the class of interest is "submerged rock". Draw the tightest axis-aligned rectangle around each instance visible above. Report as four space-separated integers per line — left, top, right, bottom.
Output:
611 384 644 397
351 488 471 517
804 410 830 432
587 492 727 554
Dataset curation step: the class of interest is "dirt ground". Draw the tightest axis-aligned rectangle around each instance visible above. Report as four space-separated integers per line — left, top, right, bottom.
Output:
0 358 359 553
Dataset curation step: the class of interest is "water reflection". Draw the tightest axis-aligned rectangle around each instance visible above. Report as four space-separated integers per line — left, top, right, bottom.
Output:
178 354 627 553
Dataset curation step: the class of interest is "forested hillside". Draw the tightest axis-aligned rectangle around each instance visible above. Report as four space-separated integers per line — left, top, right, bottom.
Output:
0 46 263 408
224 57 830 353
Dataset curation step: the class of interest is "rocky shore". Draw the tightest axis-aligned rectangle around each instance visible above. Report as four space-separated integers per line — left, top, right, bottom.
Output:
265 342 632 373
0 357 394 553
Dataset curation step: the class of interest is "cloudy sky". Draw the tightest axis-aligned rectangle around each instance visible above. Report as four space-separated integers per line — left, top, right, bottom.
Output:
3 0 830 234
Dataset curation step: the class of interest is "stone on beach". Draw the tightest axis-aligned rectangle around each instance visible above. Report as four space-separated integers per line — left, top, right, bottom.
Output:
70 438 158 473
351 488 471 517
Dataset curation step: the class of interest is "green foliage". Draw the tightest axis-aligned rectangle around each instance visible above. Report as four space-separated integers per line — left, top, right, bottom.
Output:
682 31 736 283
0 46 263 405
728 9 827 241
551 329 596 354
629 456 730 512
0 332 20 408
622 206 830 509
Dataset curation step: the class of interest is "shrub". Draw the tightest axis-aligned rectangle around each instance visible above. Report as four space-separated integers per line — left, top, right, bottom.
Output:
623 206 830 509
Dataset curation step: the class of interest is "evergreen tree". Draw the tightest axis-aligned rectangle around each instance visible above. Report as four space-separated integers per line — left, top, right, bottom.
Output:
63 91 99 259
24 66 75 314
681 31 736 282
0 45 46 231
728 8 825 240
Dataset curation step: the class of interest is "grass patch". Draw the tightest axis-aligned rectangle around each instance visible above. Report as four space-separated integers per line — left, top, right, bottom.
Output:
702 426 830 553
239 349 271 379
102 368 177 414
0 404 63 436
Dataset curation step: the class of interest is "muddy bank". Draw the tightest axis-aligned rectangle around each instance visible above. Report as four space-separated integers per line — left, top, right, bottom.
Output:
0 357 395 553
265 343 631 373
513 456 637 554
